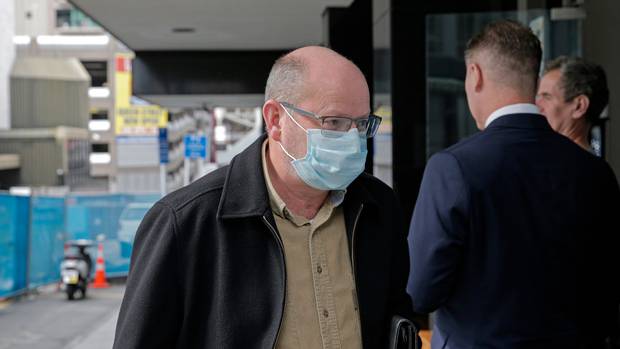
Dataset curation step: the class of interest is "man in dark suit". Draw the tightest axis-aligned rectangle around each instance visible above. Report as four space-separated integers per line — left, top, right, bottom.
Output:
407 20 620 349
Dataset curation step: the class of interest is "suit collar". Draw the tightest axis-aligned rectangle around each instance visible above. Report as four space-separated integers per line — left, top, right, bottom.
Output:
486 113 553 131
484 103 540 128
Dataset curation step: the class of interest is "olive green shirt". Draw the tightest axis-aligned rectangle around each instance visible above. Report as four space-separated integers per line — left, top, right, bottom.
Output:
262 141 363 349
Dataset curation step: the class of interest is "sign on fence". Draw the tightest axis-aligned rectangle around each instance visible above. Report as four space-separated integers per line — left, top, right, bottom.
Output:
184 135 208 159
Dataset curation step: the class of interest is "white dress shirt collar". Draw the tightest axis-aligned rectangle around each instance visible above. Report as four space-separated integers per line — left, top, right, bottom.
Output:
484 103 541 128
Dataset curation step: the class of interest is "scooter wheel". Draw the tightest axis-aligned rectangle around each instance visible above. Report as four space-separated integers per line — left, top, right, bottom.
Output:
67 286 76 300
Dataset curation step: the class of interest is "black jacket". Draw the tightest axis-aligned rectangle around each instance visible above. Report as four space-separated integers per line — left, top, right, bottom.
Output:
113 134 414 348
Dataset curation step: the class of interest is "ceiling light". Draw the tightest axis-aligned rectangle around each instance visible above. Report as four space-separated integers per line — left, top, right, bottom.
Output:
36 35 110 46
90 153 111 164
172 27 195 33
89 120 111 131
88 87 110 98
13 36 31 45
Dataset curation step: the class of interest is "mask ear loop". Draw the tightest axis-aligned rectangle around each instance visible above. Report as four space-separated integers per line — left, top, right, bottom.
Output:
277 104 309 161
280 104 309 133
278 142 297 161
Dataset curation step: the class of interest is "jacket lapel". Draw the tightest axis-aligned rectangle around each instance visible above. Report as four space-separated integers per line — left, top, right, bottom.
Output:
217 134 271 220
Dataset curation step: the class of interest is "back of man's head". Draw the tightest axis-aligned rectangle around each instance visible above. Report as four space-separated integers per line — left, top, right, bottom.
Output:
543 56 609 124
465 20 542 98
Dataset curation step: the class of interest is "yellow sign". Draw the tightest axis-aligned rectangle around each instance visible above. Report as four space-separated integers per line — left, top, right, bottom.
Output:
373 105 392 133
115 106 168 135
113 53 168 135
115 54 132 108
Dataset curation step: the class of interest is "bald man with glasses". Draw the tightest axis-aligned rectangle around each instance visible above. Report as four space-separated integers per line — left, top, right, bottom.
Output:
114 46 417 349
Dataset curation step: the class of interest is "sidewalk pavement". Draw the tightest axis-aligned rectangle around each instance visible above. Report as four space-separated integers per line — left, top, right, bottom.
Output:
67 309 119 349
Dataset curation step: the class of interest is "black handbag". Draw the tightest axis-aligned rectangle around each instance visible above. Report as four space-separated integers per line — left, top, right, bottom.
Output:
389 315 421 349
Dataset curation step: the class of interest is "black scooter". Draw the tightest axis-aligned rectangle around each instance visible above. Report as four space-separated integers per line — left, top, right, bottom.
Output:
60 240 93 300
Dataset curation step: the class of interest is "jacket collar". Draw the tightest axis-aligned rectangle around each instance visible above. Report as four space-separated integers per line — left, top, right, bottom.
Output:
486 113 553 131
344 175 379 208
217 134 272 219
217 133 377 219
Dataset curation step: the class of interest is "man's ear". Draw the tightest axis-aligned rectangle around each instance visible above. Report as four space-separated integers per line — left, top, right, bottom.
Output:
262 100 283 142
571 95 590 120
472 63 484 93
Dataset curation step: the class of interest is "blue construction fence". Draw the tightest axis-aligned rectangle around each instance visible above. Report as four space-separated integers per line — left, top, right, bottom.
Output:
0 193 159 298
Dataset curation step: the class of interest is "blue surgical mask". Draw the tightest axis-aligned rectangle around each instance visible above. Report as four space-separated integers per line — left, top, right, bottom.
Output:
278 109 368 191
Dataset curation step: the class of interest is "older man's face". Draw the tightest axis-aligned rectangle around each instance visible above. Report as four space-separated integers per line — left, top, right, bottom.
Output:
280 62 370 160
536 69 575 133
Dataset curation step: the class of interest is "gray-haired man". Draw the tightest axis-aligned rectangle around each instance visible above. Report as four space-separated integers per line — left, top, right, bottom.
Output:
113 46 415 348
536 56 609 151
537 57 620 346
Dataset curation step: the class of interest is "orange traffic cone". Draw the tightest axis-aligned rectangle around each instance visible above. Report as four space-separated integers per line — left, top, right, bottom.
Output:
91 241 109 288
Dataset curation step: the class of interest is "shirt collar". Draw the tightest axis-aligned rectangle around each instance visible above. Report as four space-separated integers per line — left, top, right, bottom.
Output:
261 140 287 218
484 103 541 128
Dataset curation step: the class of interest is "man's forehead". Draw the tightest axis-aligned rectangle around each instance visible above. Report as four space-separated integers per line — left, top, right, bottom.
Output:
301 86 369 113
290 47 369 115
543 69 563 82
541 71 562 89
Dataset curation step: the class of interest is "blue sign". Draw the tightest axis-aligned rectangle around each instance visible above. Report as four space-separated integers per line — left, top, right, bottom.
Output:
158 128 168 164
184 135 208 159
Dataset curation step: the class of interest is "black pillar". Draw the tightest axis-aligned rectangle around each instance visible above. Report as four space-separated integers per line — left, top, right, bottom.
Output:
390 1 426 219
323 0 375 173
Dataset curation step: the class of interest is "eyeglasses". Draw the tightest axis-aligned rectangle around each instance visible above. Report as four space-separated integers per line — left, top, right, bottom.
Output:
279 102 382 139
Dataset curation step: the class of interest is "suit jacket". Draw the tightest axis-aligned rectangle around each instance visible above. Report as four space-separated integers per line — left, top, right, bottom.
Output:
407 113 620 349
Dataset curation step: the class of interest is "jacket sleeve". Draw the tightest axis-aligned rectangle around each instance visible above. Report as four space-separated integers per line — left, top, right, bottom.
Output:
113 202 183 349
597 163 620 336
388 192 415 321
407 151 469 313
387 194 421 347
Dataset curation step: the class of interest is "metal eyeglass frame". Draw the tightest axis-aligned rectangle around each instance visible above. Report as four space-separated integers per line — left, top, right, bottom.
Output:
279 101 382 138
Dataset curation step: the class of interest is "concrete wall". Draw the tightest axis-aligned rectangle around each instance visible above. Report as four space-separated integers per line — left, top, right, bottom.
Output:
14 0 50 37
0 0 15 129
583 0 620 177
11 57 90 129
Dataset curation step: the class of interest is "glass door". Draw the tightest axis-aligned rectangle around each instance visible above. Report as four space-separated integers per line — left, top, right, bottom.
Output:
425 10 584 158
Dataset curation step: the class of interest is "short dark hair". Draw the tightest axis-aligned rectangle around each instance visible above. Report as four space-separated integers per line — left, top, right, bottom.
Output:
543 56 609 124
465 20 542 95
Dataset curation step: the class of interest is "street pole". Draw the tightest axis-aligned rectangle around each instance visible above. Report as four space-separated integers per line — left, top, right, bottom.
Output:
183 158 190 186
159 164 166 197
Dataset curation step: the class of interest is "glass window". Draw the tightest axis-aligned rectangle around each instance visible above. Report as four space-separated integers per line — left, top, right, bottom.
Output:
425 10 583 158
91 143 109 153
81 61 108 87
55 8 99 29
56 9 71 28
372 0 393 187
90 110 108 120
